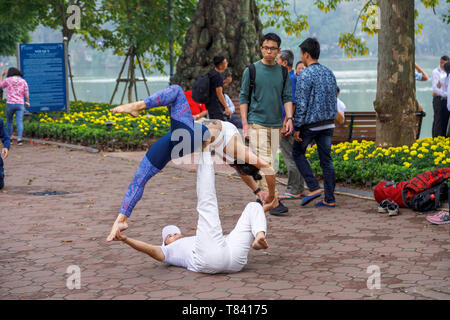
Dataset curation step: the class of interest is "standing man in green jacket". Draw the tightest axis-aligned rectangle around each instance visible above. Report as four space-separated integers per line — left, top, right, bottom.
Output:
239 33 294 216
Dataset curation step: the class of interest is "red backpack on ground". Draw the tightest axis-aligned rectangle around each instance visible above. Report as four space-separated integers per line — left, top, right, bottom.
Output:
402 168 450 205
374 181 409 207
374 168 450 211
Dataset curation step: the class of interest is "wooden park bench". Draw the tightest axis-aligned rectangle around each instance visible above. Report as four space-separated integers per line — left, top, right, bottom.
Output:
231 99 426 144
332 111 426 144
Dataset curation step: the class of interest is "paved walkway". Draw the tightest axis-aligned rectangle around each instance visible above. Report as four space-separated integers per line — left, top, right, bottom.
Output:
0 142 449 300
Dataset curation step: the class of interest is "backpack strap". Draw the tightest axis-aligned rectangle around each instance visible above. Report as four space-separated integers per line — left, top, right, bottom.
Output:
281 65 288 96
248 63 288 106
248 63 256 107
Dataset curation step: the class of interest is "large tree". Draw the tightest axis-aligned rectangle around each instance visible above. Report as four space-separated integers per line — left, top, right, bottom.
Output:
314 0 448 146
373 1 418 147
171 0 264 97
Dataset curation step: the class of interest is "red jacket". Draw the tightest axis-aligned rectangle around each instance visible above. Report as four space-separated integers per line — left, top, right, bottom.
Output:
185 90 206 116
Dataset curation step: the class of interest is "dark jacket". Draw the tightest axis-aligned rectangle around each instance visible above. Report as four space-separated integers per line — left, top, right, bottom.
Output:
0 119 11 150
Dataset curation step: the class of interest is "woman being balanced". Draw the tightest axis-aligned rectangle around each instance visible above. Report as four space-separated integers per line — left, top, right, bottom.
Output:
106 85 290 241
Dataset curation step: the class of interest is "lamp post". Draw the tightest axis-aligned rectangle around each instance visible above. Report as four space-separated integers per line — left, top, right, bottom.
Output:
169 0 174 82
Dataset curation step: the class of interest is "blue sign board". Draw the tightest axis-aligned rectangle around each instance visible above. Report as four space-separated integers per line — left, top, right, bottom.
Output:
19 43 68 113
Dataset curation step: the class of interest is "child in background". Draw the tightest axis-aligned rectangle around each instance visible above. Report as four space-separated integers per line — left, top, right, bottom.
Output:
0 118 11 189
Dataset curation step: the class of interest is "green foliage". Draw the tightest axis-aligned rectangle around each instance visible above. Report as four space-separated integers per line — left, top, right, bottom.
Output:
257 0 309 36
0 99 170 151
441 0 450 23
278 138 450 186
259 0 449 58
0 22 34 57
79 0 197 74
338 33 368 58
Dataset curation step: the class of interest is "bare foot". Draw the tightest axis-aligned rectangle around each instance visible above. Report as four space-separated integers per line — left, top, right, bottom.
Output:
251 232 269 250
107 221 128 242
110 101 144 118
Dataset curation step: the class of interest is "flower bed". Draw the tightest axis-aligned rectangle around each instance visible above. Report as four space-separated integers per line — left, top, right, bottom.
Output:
278 137 450 186
0 100 171 150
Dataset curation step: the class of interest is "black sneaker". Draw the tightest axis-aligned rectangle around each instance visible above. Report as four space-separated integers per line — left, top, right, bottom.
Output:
269 200 289 216
17 140 23 146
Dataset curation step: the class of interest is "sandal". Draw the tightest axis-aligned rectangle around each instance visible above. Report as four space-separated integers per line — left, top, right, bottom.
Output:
301 191 322 206
315 200 336 208
278 192 304 200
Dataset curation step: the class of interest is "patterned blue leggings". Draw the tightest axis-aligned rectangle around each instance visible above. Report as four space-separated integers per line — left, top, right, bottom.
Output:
120 85 209 217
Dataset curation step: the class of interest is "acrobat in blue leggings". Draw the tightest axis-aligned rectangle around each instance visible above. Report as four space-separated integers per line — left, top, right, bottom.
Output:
120 85 210 217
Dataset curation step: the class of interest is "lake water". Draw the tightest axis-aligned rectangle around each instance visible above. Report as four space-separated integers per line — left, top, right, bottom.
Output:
69 57 443 139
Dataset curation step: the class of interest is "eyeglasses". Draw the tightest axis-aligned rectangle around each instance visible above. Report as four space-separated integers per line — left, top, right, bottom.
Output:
261 46 279 52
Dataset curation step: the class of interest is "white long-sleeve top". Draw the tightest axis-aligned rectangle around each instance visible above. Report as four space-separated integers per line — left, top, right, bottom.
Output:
432 66 448 97
447 76 450 111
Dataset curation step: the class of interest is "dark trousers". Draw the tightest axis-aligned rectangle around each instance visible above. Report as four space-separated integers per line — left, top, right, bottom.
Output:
432 96 450 138
292 128 336 203
225 114 243 129
0 156 4 190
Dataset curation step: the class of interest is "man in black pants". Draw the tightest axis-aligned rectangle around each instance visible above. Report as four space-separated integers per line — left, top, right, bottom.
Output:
431 55 449 137
206 56 231 121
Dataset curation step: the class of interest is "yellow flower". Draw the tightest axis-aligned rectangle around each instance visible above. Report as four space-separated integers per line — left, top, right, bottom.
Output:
417 154 424 159
403 162 411 168
410 150 417 156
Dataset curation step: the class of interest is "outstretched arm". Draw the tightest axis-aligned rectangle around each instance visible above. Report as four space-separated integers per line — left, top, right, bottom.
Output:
116 231 165 262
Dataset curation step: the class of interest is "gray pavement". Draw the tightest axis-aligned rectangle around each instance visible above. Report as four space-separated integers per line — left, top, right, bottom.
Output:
0 142 449 300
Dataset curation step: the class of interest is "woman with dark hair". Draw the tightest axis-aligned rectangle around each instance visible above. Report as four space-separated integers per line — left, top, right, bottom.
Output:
0 67 30 145
106 85 278 242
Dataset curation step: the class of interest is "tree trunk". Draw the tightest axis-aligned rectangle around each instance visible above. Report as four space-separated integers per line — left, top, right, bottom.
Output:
373 0 418 147
171 0 263 98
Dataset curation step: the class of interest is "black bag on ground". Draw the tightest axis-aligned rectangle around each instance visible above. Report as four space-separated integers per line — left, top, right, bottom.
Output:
192 72 211 104
409 183 448 212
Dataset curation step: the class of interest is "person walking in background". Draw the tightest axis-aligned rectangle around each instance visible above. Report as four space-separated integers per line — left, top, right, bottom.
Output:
431 55 449 137
0 68 30 145
276 50 305 201
0 118 10 190
206 56 231 121
240 32 294 216
292 38 338 208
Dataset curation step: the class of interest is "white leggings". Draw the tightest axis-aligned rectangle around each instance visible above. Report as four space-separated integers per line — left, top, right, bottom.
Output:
192 152 267 274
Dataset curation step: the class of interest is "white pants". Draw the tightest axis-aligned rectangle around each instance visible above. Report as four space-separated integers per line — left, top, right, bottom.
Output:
192 152 267 274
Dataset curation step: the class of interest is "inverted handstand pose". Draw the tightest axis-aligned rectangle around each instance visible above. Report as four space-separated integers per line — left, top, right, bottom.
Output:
113 151 269 274
107 85 284 242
